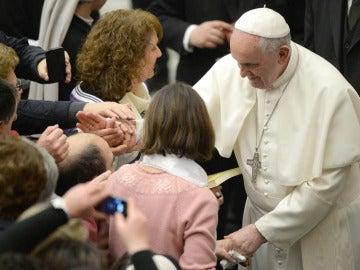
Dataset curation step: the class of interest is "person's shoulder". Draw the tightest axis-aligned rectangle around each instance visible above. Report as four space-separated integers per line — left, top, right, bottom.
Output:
297 45 352 92
179 183 217 203
67 16 92 34
106 163 138 190
70 84 103 102
113 163 137 175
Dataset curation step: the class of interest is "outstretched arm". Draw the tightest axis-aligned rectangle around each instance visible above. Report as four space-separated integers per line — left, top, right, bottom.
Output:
0 171 112 254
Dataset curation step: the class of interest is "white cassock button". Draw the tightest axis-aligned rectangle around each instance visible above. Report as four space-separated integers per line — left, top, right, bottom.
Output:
264 140 269 144
264 179 269 184
277 260 283 265
264 126 269 131
262 153 268 158
263 167 268 172
265 113 270 117
264 192 268 197
266 99 271 104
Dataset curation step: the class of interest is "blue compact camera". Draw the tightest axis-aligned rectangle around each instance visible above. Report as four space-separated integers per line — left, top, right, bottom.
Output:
96 196 127 216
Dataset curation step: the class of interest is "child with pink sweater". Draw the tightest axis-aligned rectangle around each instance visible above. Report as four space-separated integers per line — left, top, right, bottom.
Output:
107 82 219 270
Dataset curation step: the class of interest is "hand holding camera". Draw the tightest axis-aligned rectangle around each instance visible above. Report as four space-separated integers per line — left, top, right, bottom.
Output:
113 198 150 253
96 196 127 216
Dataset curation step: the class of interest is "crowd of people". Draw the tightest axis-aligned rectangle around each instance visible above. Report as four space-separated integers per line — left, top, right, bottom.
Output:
0 1 359 270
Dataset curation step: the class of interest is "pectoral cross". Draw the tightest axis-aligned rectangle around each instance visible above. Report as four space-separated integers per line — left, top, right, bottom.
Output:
247 151 261 182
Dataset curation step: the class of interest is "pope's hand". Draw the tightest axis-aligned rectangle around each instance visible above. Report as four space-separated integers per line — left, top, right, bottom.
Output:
224 224 267 258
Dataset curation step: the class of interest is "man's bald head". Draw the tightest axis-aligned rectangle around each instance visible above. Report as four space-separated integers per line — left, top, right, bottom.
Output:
56 133 113 196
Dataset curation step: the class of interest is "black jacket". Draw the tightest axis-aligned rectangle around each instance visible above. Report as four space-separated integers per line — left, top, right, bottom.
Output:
304 0 360 94
13 100 85 135
148 0 305 85
0 31 86 135
59 16 92 101
0 30 46 83
0 206 68 254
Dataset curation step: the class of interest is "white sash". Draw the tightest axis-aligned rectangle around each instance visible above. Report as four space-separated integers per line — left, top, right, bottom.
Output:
141 154 208 187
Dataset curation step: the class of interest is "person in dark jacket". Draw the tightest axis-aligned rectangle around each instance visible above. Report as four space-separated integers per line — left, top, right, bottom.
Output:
0 30 71 84
0 30 134 135
0 171 112 253
59 0 107 100
304 0 360 94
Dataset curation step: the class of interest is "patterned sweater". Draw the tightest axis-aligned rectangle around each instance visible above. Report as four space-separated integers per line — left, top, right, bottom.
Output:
107 162 218 270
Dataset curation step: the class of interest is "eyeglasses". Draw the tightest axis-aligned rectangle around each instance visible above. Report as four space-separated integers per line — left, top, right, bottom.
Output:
15 79 23 92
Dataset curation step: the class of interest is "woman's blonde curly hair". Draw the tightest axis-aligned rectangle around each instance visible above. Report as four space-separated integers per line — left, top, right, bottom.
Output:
76 9 163 101
0 43 19 79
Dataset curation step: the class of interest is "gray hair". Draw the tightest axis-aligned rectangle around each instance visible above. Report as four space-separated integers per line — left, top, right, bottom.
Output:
259 33 291 53
22 137 59 202
37 146 59 201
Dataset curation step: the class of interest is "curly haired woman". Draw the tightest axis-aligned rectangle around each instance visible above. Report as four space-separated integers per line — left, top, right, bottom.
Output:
70 8 163 165
71 8 162 114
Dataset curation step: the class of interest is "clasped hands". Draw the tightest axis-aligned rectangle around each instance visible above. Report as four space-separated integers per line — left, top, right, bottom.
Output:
76 103 141 155
216 224 267 267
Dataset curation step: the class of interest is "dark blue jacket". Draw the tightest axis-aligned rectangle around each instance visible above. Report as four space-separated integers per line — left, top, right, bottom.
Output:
0 30 45 82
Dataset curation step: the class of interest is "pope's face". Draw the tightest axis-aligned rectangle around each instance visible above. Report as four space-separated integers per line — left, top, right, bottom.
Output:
230 30 284 89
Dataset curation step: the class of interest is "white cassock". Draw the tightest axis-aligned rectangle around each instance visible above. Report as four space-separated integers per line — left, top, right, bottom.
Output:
194 42 360 270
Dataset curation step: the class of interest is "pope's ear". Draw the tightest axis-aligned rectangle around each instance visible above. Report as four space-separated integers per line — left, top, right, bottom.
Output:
278 45 290 64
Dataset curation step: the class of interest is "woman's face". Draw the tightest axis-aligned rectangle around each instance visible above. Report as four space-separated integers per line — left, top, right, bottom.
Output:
138 31 162 83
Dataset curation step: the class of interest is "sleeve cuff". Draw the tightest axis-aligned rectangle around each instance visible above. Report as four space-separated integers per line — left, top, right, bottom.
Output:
183 24 197 52
69 102 86 124
51 197 70 218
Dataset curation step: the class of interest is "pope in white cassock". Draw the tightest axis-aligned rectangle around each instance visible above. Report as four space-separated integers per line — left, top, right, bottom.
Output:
193 7 360 270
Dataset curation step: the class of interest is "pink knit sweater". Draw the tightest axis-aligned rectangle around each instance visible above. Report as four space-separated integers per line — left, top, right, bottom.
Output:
106 162 218 270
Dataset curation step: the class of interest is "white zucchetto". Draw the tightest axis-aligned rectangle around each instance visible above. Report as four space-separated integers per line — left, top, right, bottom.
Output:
234 7 290 38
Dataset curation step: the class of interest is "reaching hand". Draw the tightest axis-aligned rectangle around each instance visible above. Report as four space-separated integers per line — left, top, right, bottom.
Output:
224 224 267 258
63 171 112 218
37 51 71 83
210 185 224 206
76 111 126 145
83 102 135 121
113 198 150 254
216 238 251 267
76 111 139 155
36 124 69 163
216 239 235 262
118 120 142 154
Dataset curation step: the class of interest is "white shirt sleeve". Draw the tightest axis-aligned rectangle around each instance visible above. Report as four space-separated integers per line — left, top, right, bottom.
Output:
183 24 197 52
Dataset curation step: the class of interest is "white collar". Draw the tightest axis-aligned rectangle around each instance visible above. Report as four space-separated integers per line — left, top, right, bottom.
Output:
76 14 94 26
271 42 299 89
140 154 208 187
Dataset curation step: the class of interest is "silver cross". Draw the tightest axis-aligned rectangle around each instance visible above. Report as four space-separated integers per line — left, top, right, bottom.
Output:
246 152 261 182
